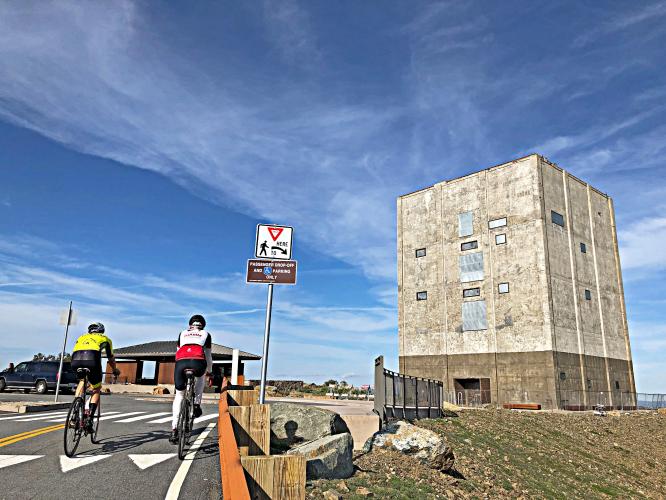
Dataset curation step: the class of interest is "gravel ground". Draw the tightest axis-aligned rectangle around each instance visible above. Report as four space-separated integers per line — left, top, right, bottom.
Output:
307 409 666 499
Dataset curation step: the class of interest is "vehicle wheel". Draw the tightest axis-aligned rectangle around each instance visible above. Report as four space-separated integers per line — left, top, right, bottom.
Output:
35 380 48 394
64 398 84 457
0 378 5 392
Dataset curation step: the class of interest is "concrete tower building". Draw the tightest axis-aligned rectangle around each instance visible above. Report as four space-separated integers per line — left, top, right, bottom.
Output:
397 154 636 409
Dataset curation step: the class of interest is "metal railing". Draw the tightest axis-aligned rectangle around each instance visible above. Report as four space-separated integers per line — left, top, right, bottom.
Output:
373 356 443 423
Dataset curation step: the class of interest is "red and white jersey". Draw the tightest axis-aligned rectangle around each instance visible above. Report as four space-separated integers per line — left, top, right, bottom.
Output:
176 328 212 360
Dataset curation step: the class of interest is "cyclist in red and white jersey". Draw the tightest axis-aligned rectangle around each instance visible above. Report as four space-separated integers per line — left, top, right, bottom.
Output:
169 314 213 444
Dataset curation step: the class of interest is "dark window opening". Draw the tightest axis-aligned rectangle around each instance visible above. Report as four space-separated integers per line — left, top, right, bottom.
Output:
587 379 592 390
551 210 565 227
580 242 587 253
415 248 426 258
461 240 478 251
463 287 480 298
416 291 427 301
585 289 592 300
615 381 620 390
560 372 567 381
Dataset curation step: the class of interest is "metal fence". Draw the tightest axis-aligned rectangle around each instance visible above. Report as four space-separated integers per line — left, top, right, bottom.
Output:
373 356 443 423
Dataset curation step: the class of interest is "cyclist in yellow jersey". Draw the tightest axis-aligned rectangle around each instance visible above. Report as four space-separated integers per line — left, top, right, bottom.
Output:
71 322 119 430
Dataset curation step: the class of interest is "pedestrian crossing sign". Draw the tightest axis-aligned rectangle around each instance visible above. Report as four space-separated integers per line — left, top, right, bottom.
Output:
255 224 293 260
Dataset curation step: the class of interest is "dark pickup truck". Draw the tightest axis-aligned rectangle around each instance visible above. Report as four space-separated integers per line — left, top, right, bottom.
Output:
0 360 79 394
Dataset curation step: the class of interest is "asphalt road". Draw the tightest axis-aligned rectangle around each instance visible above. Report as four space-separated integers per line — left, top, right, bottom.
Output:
0 393 221 500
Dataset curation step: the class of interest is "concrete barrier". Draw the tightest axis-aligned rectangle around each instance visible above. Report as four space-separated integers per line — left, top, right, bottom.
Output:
339 414 381 450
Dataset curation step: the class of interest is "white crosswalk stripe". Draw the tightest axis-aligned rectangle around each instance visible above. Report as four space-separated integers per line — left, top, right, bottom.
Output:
0 455 43 469
42 411 121 423
0 411 65 421
14 412 69 422
60 454 111 472
115 412 170 423
148 413 218 424
128 453 176 470
97 411 144 421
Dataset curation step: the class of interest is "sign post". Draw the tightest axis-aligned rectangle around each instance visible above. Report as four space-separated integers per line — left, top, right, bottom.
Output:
248 224 296 405
55 301 75 402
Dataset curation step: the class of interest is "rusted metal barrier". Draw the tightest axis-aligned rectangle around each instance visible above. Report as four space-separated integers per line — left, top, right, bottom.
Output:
219 380 251 500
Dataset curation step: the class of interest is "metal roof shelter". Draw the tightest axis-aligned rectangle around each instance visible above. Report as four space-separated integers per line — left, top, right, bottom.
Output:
103 340 260 385
107 341 260 361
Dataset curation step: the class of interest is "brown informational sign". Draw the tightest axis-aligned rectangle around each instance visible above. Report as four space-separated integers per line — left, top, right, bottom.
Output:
246 259 297 285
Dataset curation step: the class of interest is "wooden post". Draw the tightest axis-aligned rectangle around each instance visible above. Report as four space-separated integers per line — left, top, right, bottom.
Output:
241 455 305 500
229 404 270 456
228 387 260 407
218 381 251 500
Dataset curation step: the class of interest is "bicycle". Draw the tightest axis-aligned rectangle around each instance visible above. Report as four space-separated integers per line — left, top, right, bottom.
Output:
176 369 197 460
63 368 101 457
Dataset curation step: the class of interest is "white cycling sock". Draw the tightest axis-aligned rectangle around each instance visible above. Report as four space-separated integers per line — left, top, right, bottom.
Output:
172 390 184 429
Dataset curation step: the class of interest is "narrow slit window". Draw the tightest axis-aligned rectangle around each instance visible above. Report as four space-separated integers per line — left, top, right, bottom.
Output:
488 217 507 229
584 289 592 300
415 248 426 258
615 381 620 390
551 210 565 227
461 240 478 251
495 233 506 245
416 291 428 301
498 282 510 294
580 242 586 254
458 211 473 237
463 287 480 298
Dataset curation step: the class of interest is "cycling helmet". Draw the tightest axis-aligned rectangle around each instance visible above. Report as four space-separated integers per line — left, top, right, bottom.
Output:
189 314 206 329
88 322 105 334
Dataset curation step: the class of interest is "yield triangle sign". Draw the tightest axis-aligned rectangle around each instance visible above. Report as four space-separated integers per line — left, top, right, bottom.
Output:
128 453 176 470
0 455 43 469
60 454 110 473
268 227 284 241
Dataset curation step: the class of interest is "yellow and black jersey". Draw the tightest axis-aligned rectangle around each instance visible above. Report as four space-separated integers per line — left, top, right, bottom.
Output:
72 333 113 358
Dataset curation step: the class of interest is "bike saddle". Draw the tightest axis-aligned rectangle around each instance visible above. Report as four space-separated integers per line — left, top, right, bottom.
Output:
183 369 196 377
77 368 91 374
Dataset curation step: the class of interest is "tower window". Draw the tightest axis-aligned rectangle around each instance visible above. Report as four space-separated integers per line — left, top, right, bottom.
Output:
415 248 426 258
495 233 506 245
498 282 510 294
416 291 427 301
459 252 484 283
551 210 565 227
463 287 480 298
580 242 587 253
462 300 488 331
615 381 620 390
585 289 592 300
461 240 478 251
560 372 567 381
458 211 473 237
488 217 507 229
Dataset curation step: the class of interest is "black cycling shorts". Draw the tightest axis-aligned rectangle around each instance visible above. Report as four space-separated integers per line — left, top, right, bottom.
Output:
71 350 103 388
174 358 207 391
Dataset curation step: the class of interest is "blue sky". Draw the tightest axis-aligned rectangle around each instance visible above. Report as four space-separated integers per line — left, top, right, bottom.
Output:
0 1 664 390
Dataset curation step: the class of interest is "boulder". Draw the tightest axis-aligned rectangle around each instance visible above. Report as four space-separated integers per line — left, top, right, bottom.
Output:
270 402 349 452
367 420 455 472
287 433 354 479
657 408 666 416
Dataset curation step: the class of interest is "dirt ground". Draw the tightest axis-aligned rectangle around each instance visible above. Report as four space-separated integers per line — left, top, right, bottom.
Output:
306 409 666 499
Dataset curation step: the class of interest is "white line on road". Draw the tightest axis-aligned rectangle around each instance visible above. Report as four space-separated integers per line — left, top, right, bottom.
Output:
0 412 65 421
164 423 216 500
149 412 218 424
115 412 170 423
42 411 121 423
97 411 144 421
13 412 69 422
0 455 44 469
148 415 173 424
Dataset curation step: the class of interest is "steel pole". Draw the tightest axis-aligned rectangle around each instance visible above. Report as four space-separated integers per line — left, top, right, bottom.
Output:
258 283 274 404
54 301 73 402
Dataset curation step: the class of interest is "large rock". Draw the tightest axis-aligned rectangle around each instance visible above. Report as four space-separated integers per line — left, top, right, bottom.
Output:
270 402 350 452
287 433 354 479
367 421 455 472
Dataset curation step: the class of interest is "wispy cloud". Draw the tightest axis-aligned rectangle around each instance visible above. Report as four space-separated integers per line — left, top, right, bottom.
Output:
619 217 666 271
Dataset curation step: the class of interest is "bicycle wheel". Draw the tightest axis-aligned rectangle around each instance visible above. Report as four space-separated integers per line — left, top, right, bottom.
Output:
177 397 190 460
90 399 101 444
64 397 84 457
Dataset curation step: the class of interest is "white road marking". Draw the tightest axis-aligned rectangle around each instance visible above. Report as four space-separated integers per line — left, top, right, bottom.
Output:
97 411 143 421
60 454 111 473
0 455 43 469
164 423 216 500
115 412 170 423
194 413 218 424
43 411 121 423
0 412 65 421
128 453 176 470
13 412 69 422
149 412 219 424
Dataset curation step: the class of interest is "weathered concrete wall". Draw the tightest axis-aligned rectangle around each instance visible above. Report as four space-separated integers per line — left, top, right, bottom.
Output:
397 153 636 409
